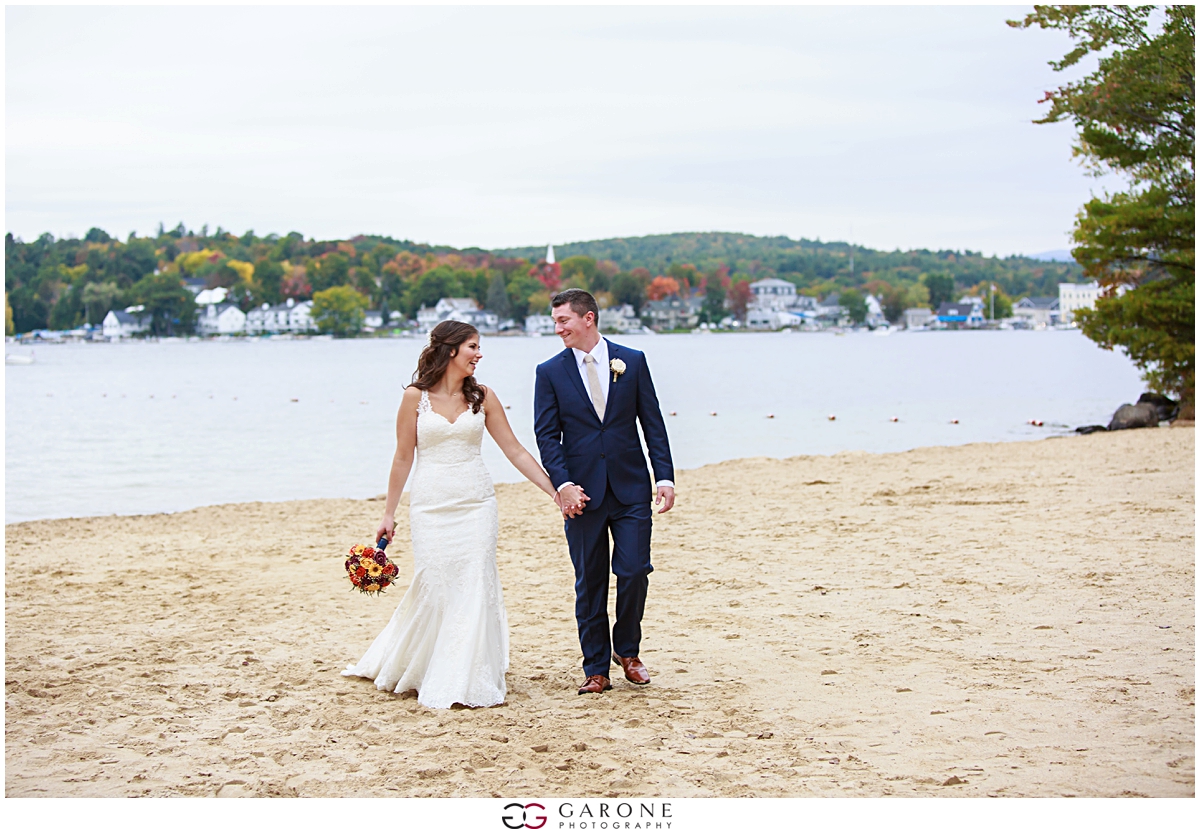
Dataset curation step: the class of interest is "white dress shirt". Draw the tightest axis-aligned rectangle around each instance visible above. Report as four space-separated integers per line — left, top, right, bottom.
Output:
572 338 611 409
558 337 674 493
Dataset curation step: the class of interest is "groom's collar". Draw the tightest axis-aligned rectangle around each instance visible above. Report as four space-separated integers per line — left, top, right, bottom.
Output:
568 336 608 363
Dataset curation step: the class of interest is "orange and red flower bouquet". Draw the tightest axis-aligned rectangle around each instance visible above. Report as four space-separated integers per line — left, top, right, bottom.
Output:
345 535 398 595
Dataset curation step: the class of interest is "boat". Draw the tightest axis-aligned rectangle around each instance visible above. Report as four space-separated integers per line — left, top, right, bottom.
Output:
6 351 35 365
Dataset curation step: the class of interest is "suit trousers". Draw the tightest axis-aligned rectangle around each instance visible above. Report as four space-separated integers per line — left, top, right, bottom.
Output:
564 488 653 678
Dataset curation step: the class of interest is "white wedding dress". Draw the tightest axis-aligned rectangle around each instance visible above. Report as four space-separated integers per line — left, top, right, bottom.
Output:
342 390 508 708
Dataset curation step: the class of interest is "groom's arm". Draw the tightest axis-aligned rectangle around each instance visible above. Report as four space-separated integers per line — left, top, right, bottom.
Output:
635 353 675 487
533 364 571 490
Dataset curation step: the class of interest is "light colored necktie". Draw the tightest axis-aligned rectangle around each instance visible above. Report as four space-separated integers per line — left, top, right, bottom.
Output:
584 353 606 421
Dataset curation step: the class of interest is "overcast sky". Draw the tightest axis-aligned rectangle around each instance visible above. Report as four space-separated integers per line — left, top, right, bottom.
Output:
6 4 1108 257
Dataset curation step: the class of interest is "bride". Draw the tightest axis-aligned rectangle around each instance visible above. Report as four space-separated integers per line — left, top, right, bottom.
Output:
342 320 570 708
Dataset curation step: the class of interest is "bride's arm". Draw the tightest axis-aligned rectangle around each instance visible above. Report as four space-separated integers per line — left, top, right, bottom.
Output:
376 386 421 544
482 387 560 501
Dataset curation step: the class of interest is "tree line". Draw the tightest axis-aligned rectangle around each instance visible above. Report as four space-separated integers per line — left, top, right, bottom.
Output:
5 222 1082 338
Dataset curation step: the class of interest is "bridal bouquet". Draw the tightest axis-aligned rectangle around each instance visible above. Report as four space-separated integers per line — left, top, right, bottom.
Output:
345 536 398 594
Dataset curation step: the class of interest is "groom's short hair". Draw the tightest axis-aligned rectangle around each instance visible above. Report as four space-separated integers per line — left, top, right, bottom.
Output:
551 289 599 322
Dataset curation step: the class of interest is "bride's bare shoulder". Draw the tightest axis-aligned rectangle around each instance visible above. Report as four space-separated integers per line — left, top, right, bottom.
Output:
400 386 423 408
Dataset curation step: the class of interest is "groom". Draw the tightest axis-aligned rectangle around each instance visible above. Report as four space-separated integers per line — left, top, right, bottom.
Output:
534 289 675 695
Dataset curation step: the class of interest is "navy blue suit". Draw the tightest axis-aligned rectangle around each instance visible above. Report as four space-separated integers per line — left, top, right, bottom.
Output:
534 339 674 678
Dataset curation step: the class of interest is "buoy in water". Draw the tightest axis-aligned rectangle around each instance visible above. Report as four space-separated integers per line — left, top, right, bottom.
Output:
889 416 899 422
1028 419 1044 427
827 414 836 421
710 411 718 417
766 413 775 419
950 418 959 424
669 411 677 416
290 398 299 403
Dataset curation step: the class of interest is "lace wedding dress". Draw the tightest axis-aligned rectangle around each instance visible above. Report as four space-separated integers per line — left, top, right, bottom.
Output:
342 390 508 708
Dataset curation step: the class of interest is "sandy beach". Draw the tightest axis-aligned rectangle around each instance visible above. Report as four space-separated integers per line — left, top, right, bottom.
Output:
5 428 1193 797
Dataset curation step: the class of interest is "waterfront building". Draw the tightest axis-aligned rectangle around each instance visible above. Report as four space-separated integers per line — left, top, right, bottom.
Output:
1012 297 1060 328
747 308 803 329
599 303 641 334
183 277 207 296
814 294 847 327
287 300 316 333
865 294 886 328
936 301 985 329
525 314 556 335
196 303 247 336
643 296 698 331
1058 281 1100 325
102 306 150 339
246 298 314 334
903 307 933 329
749 278 798 311
194 286 228 306
417 297 483 332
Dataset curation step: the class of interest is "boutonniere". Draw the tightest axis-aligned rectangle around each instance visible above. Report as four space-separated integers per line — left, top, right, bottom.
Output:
609 358 626 382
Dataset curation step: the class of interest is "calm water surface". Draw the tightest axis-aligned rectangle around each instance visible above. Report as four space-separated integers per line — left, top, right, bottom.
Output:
5 330 1144 523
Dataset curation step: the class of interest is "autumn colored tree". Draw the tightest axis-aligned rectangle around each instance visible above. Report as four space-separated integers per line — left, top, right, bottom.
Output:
6 295 14 335
1012 5 1194 410
529 260 562 292
667 263 700 291
728 280 752 321
877 283 910 323
281 264 312 299
646 276 681 301
311 285 368 337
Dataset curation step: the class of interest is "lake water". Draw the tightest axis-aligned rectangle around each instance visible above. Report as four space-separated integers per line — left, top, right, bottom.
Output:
5 330 1144 524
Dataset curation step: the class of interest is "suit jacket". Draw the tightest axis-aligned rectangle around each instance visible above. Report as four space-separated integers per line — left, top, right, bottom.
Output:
534 339 674 509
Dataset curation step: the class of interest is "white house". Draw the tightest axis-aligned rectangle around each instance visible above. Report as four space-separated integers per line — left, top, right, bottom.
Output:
247 297 314 334
102 306 150 339
936 300 986 329
1058 281 1100 325
747 308 803 329
194 286 229 306
196 303 247 335
288 300 316 333
865 294 886 327
903 307 933 329
1013 296 1059 328
599 303 640 334
447 307 499 333
417 297 482 332
749 278 798 311
524 315 556 335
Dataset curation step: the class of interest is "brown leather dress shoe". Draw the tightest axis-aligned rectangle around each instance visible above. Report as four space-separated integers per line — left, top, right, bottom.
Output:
612 653 651 685
577 675 612 695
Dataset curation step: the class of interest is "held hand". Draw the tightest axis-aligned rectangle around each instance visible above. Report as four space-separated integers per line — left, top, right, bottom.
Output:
655 485 675 514
559 484 589 519
376 515 395 546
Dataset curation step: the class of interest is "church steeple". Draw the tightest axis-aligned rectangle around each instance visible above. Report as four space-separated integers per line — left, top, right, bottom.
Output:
546 244 555 264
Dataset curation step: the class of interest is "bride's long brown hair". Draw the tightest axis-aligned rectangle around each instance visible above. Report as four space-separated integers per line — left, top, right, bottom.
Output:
409 320 485 413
